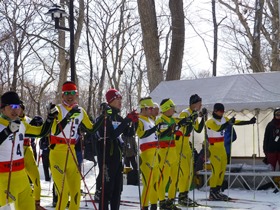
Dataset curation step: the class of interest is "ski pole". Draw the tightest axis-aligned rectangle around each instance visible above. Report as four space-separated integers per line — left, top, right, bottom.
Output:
56 118 98 210
6 132 16 204
133 123 142 210
101 111 107 210
57 119 74 210
173 126 186 204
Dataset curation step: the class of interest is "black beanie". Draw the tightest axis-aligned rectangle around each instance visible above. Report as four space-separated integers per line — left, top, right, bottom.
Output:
213 103 224 112
274 108 280 117
189 94 202 105
1 91 21 108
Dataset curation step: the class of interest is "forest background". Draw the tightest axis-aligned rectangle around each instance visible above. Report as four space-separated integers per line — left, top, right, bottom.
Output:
0 0 278 118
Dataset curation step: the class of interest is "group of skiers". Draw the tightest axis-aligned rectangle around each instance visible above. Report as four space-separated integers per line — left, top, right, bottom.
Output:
0 81 257 210
135 95 256 210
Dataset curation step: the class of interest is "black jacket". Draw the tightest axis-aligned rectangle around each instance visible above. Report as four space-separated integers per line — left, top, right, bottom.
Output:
96 107 134 161
263 118 280 153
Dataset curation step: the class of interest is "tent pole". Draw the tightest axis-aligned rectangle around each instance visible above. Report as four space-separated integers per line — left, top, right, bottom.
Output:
255 109 260 157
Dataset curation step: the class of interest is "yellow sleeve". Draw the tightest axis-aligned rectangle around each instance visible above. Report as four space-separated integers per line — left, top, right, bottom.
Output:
136 120 145 138
25 121 42 136
81 108 93 130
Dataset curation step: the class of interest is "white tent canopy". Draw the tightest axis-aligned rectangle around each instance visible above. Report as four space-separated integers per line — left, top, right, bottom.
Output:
150 72 280 157
150 72 280 112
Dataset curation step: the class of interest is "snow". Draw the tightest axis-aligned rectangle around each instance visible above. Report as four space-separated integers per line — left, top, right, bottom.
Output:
38 160 280 210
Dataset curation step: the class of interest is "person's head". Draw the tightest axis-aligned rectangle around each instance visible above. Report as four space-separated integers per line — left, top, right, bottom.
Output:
151 102 159 118
0 91 22 120
105 89 122 110
189 94 202 111
29 115 44 126
213 103 225 118
160 98 176 117
62 81 78 106
139 97 154 117
274 108 280 119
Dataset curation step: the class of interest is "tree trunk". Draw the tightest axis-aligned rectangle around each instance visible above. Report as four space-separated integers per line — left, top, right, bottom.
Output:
251 0 264 72
166 0 185 80
212 0 218 76
137 0 163 92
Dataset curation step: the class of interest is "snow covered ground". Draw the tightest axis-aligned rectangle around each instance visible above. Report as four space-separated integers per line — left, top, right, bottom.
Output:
39 160 280 210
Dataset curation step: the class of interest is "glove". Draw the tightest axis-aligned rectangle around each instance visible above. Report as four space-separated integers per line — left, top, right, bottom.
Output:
8 119 21 133
66 106 81 119
100 102 112 115
191 111 198 122
201 107 208 116
249 117 256 124
156 123 163 132
228 117 236 125
178 117 191 127
47 103 59 119
126 110 139 123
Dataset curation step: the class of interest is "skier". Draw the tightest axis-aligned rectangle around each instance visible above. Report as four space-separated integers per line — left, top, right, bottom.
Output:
175 94 207 207
206 103 256 200
19 104 46 210
136 97 159 210
0 91 57 210
49 81 100 210
95 88 138 210
156 98 190 210
263 107 280 171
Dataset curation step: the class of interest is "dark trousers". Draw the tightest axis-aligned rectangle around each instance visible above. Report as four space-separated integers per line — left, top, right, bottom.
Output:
42 150 50 181
124 156 137 170
97 142 123 210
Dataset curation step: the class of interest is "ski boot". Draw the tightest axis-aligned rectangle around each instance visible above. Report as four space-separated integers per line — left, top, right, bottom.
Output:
209 187 224 201
178 192 198 207
165 199 182 210
150 203 157 210
217 186 231 201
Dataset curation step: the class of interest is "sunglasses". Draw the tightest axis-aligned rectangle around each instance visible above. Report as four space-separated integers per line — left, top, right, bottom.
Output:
63 91 77 96
8 104 21 109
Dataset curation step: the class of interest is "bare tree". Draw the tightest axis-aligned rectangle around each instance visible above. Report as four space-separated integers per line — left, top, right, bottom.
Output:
166 0 185 80
251 0 264 72
137 0 163 92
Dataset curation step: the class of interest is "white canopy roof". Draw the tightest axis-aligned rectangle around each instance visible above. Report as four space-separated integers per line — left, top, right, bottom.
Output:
150 72 280 112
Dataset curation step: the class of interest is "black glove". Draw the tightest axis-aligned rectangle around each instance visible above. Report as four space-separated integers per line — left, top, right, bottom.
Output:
7 120 21 133
249 117 256 124
191 111 198 122
66 106 81 119
178 117 191 127
47 103 58 119
228 117 236 125
100 102 112 115
201 107 207 116
156 123 163 132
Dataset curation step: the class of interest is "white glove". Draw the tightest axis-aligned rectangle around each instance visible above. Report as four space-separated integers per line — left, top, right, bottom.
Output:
8 120 20 133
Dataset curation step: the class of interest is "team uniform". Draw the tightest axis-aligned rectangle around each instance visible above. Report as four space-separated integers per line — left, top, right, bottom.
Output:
21 115 42 206
137 115 158 210
0 108 54 209
206 103 255 200
176 107 203 206
49 104 94 210
156 98 183 210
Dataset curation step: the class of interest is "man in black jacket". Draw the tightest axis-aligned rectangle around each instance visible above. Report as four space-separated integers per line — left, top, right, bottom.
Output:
96 89 138 210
